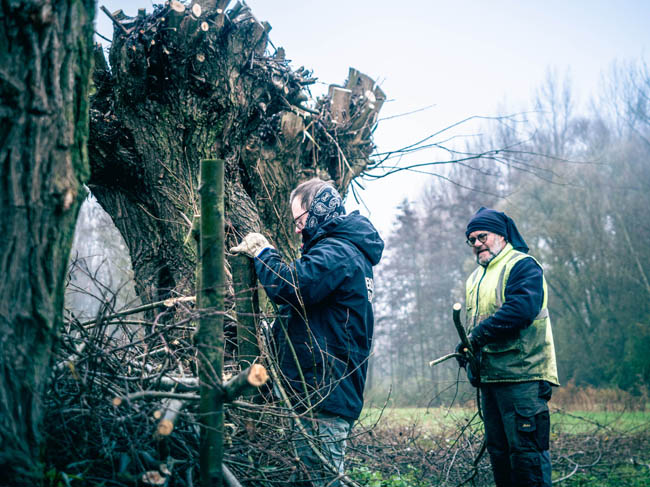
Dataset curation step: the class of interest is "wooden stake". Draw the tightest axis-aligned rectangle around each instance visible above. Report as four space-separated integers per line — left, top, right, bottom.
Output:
197 159 225 487
191 3 203 18
229 255 261 368
167 0 186 31
170 0 185 13
180 15 200 38
280 111 304 140
93 43 109 73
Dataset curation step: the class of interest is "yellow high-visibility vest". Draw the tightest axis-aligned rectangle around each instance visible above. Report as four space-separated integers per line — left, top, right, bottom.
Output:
465 243 559 385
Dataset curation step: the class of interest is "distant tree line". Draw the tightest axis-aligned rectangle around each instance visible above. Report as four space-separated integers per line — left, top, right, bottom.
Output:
370 60 650 403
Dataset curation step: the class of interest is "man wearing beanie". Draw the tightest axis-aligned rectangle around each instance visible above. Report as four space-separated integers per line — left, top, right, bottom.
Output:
231 178 384 486
458 207 559 487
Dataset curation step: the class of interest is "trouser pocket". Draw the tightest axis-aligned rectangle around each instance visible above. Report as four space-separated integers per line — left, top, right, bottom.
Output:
512 409 544 486
515 408 550 451
534 410 550 450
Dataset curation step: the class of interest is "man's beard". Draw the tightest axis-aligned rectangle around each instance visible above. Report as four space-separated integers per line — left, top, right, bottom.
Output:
477 240 505 266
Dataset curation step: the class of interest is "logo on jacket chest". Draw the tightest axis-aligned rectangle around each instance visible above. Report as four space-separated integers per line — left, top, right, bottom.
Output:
366 277 374 303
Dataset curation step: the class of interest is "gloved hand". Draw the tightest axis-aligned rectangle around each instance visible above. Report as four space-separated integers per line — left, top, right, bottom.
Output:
466 350 481 387
455 342 468 368
468 327 487 351
230 233 272 258
456 339 482 387
466 329 486 388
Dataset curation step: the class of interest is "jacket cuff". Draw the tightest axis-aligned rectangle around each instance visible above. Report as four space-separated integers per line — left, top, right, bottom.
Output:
256 246 274 258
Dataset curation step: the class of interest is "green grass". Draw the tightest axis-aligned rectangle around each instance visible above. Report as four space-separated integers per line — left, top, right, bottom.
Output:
551 410 650 435
555 464 650 487
359 407 650 435
359 406 477 431
348 466 428 487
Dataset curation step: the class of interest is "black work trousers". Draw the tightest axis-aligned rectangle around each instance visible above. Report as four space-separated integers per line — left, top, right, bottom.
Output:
481 380 553 487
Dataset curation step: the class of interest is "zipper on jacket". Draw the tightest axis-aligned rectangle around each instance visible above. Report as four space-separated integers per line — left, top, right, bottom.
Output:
473 266 487 330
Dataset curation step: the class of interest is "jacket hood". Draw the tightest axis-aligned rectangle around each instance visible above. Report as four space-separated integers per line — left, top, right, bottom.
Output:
302 210 384 265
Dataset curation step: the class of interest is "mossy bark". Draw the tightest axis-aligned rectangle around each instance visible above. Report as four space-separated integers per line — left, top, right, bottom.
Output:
0 0 95 483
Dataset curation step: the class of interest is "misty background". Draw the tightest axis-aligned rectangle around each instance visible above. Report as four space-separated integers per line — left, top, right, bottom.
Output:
70 1 650 405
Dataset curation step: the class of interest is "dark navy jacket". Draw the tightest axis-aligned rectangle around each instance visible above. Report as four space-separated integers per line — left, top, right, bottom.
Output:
474 257 545 343
255 211 384 420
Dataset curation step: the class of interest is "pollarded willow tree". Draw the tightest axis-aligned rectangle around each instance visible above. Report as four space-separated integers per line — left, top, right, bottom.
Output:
0 0 95 483
89 0 385 304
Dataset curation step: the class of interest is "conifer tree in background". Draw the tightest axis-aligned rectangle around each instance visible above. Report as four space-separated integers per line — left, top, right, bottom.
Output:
371 164 498 403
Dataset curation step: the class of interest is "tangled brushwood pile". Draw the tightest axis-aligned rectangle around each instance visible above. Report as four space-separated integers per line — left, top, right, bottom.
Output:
348 422 491 486
44 291 650 487
46 297 308 486
45 295 485 486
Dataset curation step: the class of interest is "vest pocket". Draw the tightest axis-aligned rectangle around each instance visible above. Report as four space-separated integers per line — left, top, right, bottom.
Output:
484 336 520 354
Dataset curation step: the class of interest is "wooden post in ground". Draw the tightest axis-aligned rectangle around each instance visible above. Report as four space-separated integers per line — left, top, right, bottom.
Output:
197 158 225 487
229 255 261 368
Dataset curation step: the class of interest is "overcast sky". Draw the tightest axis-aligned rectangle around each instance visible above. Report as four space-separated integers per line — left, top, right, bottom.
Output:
96 0 650 235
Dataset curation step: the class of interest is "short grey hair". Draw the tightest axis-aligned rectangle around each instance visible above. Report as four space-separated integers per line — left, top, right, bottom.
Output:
290 178 335 210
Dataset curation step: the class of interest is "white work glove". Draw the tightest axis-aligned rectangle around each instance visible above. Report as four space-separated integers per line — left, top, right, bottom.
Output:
230 233 272 258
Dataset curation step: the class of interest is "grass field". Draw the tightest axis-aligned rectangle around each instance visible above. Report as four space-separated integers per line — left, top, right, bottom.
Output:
551 409 650 435
359 406 650 435
359 406 477 431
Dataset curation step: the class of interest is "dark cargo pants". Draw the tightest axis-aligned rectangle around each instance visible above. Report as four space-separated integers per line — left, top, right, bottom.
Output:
481 381 553 487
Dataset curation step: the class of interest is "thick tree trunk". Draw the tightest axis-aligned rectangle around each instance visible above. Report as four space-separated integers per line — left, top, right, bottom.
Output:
88 2 385 304
0 0 94 483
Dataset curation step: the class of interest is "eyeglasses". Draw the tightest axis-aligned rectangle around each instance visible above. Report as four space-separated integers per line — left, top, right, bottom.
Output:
293 209 309 230
466 233 489 247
